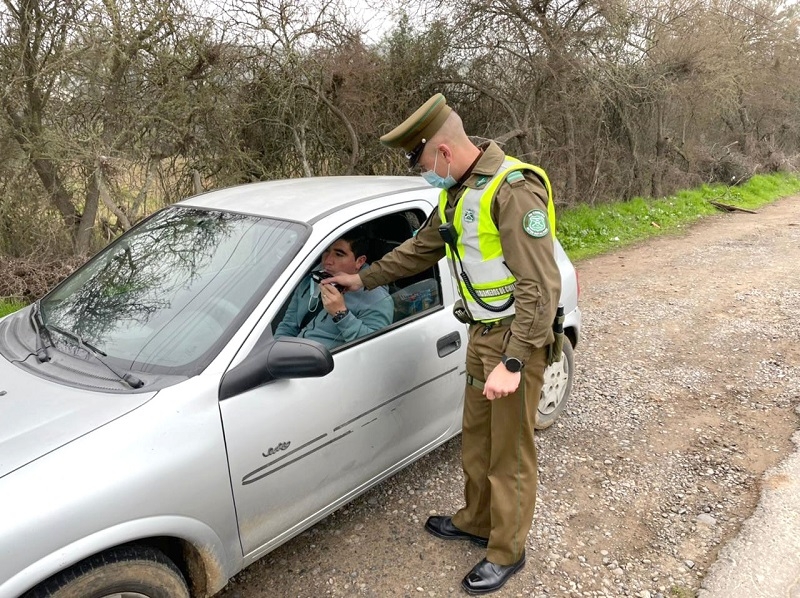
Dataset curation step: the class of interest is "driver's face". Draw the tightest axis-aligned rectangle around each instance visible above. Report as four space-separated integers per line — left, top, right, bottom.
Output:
322 239 363 276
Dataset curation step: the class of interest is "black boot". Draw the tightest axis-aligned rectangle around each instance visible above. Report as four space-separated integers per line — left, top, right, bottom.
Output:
461 554 525 595
424 516 489 547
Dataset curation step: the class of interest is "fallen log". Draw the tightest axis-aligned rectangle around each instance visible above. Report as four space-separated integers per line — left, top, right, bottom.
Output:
709 200 758 214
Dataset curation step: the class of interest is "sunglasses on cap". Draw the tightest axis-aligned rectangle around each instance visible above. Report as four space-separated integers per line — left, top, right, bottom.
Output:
406 138 427 169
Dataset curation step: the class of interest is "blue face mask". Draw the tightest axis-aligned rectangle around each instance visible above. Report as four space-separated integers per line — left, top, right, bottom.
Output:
421 153 456 189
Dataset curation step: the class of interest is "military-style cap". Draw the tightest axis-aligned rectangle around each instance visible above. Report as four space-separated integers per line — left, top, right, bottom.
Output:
380 93 452 167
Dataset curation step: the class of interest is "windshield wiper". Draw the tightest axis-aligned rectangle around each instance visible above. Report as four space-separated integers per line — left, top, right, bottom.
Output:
47 324 144 389
29 300 52 363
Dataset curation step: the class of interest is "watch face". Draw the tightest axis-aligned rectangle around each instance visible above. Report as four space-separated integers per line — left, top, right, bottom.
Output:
503 356 523 373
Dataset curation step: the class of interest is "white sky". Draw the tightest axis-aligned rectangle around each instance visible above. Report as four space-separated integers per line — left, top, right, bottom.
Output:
194 0 411 44
343 0 400 42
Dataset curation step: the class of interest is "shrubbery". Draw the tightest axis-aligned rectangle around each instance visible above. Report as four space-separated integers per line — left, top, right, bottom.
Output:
0 256 83 302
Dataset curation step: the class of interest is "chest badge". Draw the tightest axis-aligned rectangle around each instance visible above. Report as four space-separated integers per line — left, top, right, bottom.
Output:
464 209 476 223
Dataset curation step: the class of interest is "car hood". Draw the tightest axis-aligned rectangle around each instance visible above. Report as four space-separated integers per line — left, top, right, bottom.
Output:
0 355 156 479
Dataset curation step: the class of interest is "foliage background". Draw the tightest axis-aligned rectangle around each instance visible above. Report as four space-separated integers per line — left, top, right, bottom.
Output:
1 0 799 261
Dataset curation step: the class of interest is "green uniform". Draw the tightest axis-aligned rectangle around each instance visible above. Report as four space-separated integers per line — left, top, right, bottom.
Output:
360 141 561 565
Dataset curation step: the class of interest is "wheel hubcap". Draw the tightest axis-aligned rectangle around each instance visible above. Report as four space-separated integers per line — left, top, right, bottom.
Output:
539 352 569 415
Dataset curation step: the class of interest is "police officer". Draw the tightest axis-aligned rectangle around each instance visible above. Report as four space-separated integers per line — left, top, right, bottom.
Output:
329 93 561 595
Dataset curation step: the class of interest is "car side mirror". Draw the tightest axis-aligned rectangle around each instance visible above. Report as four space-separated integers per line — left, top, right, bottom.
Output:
219 337 334 400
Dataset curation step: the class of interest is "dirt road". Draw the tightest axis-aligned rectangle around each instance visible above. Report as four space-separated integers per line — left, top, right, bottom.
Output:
219 195 800 598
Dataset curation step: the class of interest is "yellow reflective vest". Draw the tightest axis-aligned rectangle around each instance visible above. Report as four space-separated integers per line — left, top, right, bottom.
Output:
438 157 556 322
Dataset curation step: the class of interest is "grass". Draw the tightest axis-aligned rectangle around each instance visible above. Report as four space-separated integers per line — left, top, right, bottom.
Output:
557 172 800 261
0 299 25 318
670 586 696 598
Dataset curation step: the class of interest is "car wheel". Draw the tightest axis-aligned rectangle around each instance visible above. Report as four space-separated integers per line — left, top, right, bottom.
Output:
535 336 574 430
24 545 190 598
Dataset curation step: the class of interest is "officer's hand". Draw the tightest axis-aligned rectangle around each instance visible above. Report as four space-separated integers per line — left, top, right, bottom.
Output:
320 283 346 315
325 273 363 292
483 363 521 400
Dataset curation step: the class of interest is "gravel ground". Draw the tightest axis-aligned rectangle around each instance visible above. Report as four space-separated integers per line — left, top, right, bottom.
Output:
219 196 800 598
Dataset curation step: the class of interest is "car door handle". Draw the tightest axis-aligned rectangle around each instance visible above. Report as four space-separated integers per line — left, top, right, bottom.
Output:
436 331 462 357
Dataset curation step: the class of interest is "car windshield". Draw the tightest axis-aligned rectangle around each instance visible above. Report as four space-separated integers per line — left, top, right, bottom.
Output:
40 206 305 375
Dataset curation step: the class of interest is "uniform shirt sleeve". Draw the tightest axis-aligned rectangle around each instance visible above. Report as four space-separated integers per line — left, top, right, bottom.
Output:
493 172 562 361
359 210 447 290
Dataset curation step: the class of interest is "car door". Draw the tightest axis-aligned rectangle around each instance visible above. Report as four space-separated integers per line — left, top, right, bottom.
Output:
219 209 465 559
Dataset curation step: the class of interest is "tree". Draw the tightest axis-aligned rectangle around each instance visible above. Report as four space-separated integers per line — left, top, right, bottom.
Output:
0 0 223 254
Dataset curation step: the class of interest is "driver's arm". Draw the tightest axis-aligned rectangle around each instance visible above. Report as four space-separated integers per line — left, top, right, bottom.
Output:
273 281 307 338
334 289 394 343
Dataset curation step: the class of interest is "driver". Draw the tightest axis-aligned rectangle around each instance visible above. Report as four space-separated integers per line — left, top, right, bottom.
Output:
274 231 393 349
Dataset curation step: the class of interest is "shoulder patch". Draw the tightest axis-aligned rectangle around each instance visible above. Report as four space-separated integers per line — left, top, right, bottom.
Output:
523 209 549 238
506 170 525 185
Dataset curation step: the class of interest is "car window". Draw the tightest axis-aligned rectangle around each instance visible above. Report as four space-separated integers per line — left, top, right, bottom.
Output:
41 207 306 375
390 278 441 321
364 209 444 326
270 209 443 352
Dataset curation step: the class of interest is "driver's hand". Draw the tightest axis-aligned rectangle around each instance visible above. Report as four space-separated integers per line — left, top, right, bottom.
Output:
320 283 346 315
325 273 363 292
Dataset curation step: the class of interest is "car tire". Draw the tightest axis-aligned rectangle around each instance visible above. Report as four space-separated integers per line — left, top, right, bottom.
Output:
24 545 190 598
535 336 574 430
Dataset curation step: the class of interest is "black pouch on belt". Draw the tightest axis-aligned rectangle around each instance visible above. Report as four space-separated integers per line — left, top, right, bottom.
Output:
547 304 565 366
452 299 474 324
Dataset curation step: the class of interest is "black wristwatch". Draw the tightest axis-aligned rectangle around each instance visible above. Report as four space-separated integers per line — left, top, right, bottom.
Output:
332 309 349 324
501 355 524 373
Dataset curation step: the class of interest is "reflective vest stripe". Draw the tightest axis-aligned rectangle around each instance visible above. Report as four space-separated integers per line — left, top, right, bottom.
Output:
453 191 482 264
472 283 516 298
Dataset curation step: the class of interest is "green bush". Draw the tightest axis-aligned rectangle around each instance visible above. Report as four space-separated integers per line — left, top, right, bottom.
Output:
557 173 800 261
0 299 25 318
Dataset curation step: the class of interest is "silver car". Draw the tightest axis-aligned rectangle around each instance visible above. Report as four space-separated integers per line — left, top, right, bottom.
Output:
0 177 581 598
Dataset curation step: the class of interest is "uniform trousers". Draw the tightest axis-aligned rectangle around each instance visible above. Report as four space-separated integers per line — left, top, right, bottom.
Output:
451 321 547 566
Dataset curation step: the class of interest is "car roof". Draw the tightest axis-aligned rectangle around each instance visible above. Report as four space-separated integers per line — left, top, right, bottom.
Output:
179 176 432 223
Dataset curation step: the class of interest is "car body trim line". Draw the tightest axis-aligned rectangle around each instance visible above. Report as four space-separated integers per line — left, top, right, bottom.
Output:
241 431 353 485
242 433 328 483
332 366 459 432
